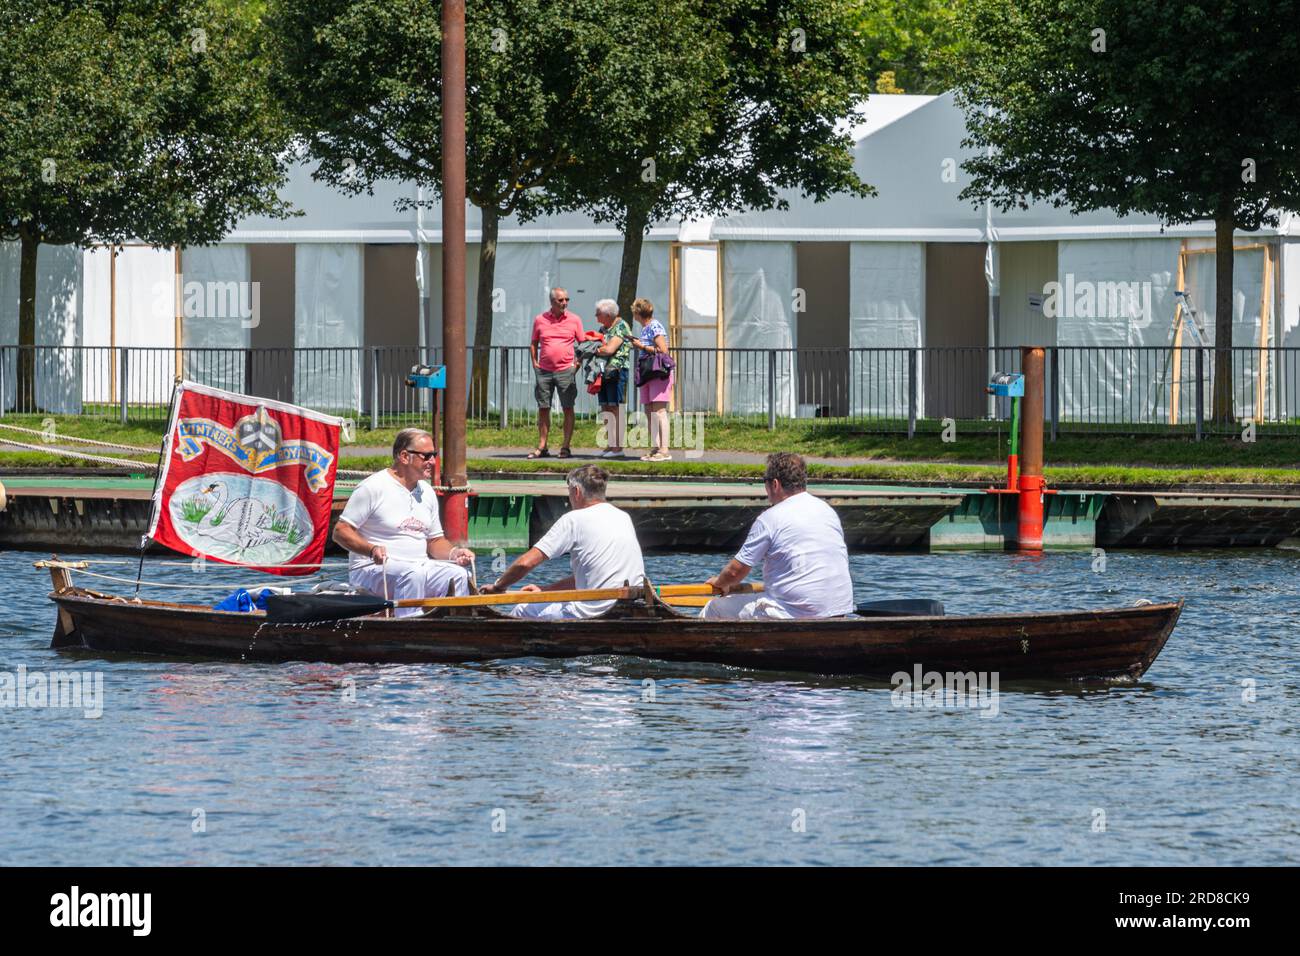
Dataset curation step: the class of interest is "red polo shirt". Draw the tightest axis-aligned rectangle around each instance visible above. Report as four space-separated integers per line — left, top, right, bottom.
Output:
531 309 585 372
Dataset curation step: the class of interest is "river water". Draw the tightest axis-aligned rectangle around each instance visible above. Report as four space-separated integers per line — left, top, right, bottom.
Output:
0 547 1296 866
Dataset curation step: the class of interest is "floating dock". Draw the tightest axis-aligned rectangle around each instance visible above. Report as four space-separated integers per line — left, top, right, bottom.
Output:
2 474 1299 553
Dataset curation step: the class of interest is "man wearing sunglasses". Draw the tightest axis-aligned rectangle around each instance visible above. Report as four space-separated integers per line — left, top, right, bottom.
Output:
528 286 585 459
333 427 476 614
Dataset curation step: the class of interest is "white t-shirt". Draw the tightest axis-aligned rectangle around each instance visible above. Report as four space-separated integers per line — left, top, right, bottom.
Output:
533 501 645 618
735 491 854 618
338 470 445 568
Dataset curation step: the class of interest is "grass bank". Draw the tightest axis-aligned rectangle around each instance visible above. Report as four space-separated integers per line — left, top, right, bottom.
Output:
2 414 1297 486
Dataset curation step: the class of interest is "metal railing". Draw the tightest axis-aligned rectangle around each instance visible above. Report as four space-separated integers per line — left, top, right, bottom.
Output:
1 344 1296 437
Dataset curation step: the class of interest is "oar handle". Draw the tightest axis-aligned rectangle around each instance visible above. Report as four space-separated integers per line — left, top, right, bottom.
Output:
653 583 763 598
389 587 636 609
386 581 763 610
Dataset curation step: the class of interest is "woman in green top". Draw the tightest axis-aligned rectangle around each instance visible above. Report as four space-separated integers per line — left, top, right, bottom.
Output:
593 298 633 458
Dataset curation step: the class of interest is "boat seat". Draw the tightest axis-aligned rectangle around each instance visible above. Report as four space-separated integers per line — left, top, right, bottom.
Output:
855 598 944 618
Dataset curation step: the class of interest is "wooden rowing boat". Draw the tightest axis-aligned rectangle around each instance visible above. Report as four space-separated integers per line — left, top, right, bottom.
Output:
41 571 1183 680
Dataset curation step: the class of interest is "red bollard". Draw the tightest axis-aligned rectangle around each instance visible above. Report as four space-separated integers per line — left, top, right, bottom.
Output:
1017 474 1045 551
1018 347 1047 551
440 490 470 545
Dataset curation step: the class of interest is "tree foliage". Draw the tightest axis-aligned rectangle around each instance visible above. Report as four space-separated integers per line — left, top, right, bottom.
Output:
855 0 969 95
954 0 1300 421
268 0 591 405
0 0 291 405
558 0 874 317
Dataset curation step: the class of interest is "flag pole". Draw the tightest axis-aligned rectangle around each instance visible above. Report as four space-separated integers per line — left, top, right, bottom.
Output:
135 378 183 594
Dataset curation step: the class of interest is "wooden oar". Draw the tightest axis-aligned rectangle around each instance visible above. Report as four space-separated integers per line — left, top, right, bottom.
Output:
265 582 764 625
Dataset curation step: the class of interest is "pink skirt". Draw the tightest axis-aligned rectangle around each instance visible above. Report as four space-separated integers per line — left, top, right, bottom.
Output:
639 370 674 404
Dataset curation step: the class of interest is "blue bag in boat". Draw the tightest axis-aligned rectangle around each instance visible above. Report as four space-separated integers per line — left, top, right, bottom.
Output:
213 588 281 613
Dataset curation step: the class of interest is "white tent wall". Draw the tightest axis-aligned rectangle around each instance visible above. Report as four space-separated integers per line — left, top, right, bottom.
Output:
997 241 1059 349
294 243 363 412
106 246 177 409
1280 240 1300 419
722 241 796 417
676 244 721 413
0 242 82 413
1182 241 1271 420
847 241 924 417
181 244 251 393
80 248 114 405
1054 239 1179 425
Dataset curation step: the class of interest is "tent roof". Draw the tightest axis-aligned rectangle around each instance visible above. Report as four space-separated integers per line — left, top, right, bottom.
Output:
712 92 1298 242
227 94 1297 244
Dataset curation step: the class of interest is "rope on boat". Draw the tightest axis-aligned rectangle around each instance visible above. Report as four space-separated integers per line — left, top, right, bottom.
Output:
40 556 464 593
40 557 365 568
0 436 160 469
46 565 293 591
0 422 157 454
0 426 370 481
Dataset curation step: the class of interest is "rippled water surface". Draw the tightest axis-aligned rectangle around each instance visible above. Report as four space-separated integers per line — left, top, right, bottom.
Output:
1 547 1297 865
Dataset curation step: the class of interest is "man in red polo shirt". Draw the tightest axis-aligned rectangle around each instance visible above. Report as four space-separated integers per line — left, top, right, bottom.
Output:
528 286 585 458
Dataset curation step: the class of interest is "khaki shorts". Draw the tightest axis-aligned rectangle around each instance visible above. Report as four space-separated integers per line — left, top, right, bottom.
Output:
535 366 578 409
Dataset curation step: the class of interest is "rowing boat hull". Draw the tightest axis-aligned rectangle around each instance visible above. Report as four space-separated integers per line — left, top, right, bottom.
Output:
48 590 1183 680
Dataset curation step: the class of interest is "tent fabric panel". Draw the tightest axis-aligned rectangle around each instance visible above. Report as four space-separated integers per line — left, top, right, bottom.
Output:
722 241 795 417
1055 239 1179 425
294 243 363 412
182 244 251 393
848 241 923 417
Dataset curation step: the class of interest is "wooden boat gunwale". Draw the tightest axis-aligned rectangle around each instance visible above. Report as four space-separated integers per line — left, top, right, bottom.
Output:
43 580 1185 681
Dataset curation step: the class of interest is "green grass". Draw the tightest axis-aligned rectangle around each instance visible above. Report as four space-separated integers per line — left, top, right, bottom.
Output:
455 457 1300 488
4 412 1299 486
179 497 212 522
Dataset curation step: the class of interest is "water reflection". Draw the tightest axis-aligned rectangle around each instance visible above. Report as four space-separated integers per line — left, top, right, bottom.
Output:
1 548 1297 865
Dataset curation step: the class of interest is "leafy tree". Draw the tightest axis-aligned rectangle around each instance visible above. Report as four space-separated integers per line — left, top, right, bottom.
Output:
268 0 584 411
558 0 874 320
955 0 1300 422
0 0 291 409
855 0 969 95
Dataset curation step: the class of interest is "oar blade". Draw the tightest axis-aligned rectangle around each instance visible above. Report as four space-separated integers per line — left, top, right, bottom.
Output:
265 592 392 624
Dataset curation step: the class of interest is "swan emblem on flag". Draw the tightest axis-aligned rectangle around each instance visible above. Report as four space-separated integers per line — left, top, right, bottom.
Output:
170 474 313 564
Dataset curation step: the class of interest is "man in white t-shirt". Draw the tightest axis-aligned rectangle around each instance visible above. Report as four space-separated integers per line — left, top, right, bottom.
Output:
478 464 644 619
701 452 855 620
332 428 475 616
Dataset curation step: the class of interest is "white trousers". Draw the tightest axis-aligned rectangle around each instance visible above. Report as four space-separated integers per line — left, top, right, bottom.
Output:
508 598 613 621
699 594 796 621
350 559 471 617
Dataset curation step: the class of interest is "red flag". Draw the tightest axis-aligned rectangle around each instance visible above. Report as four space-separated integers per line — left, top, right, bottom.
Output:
146 382 342 575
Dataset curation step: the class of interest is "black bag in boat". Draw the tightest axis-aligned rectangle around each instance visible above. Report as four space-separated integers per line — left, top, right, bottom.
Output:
854 598 945 618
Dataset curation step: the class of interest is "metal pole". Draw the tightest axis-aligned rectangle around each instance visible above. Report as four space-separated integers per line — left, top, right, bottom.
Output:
1195 346 1204 441
0 346 6 418
440 0 469 542
498 346 508 429
767 350 776 431
907 348 917 439
1049 346 1059 441
119 348 129 425
369 347 379 432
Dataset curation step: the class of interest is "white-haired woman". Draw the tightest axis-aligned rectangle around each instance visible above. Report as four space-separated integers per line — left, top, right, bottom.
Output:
592 299 632 458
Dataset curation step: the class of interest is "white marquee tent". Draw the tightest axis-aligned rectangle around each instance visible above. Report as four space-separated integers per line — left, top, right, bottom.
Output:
4 90 1298 421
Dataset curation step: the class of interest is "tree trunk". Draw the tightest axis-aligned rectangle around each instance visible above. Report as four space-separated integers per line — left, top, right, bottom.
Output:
1211 214 1235 424
617 205 650 322
17 230 39 413
469 204 499 418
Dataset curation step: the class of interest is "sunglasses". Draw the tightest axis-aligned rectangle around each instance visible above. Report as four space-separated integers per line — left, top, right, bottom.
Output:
404 449 437 461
